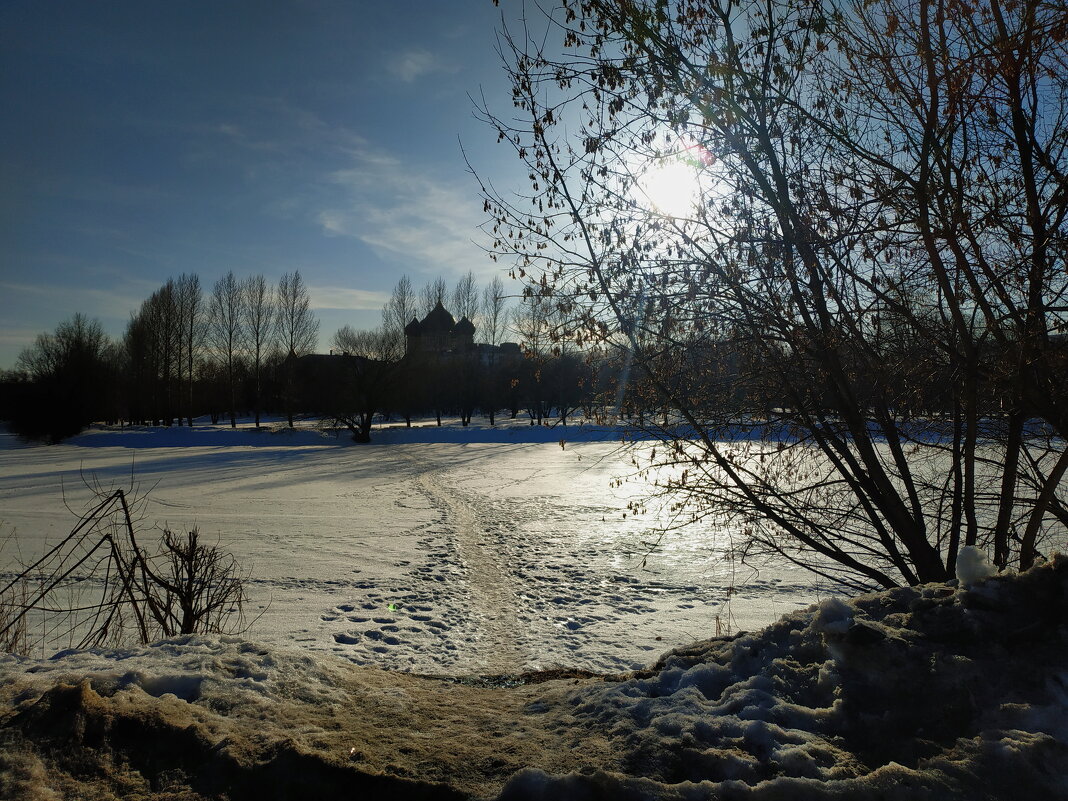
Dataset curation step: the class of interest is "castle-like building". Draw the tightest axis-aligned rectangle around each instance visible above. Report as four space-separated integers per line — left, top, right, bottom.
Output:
403 301 520 363
403 301 475 356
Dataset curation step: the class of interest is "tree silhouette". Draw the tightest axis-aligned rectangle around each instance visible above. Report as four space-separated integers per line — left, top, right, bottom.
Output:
480 0 1068 587
209 272 244 428
12 314 117 441
276 271 319 427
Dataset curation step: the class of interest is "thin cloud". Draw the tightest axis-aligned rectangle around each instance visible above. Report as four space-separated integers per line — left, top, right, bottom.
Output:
0 328 41 350
306 285 390 311
201 102 495 281
387 48 451 83
0 280 158 323
316 150 489 279
212 99 372 156
0 280 160 366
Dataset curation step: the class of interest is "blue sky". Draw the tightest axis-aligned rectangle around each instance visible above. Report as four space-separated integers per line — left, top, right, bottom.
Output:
0 1 525 367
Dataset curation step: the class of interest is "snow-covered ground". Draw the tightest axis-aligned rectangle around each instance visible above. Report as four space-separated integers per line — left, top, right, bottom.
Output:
0 419 819 673
2 422 1066 799
2 558 1065 800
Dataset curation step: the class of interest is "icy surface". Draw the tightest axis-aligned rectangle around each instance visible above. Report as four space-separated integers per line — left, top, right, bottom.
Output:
0 419 819 673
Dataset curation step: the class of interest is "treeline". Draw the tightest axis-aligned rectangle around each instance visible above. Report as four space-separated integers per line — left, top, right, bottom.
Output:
2 271 318 441
1 270 672 442
9 264 1034 446
274 274 657 441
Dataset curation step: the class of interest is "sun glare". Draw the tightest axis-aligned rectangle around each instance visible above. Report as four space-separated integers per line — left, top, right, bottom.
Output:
634 157 703 219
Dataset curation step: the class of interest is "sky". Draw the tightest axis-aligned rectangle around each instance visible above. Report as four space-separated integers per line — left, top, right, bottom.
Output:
0 0 529 368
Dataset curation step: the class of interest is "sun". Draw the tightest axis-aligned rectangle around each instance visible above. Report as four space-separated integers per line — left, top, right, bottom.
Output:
634 156 704 219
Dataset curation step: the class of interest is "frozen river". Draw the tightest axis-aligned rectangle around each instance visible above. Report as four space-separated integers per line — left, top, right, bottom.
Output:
0 421 819 673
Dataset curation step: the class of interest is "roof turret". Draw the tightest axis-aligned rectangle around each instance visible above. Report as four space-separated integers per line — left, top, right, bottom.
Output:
420 301 456 333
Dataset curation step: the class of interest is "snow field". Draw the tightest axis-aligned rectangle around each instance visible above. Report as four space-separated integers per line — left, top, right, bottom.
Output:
0 421 818 673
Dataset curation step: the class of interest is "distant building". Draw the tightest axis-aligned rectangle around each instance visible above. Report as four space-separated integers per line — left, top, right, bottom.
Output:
475 341 521 366
291 303 523 404
403 301 475 356
402 301 524 367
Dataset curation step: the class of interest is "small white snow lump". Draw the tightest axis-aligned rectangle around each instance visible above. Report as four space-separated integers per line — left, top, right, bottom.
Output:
811 597 853 635
955 545 997 587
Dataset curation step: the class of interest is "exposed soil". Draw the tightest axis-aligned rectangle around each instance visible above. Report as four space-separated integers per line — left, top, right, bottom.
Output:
1 660 622 801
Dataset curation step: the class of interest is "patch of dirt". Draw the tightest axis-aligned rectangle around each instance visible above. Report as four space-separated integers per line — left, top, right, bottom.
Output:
0 662 621 800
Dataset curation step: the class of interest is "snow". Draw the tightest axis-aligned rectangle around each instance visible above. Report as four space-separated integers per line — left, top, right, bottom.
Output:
954 545 998 586
494 557 1068 799
811 597 853 635
3 421 1064 798
0 419 819 672
1 558 1065 799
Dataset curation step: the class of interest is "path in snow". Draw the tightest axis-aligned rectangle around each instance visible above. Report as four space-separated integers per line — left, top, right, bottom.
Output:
417 465 525 673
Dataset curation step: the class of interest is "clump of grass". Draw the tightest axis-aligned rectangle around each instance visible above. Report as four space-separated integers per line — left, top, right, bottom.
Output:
0 525 29 656
0 486 248 655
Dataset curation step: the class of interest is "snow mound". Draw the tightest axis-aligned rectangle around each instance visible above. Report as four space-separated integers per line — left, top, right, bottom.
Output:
498 554 1068 800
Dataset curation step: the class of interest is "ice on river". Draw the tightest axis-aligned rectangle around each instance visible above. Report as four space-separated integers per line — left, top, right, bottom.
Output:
0 419 820 673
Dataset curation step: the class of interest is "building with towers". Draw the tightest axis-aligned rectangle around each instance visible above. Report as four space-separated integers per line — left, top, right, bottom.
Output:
403 301 475 356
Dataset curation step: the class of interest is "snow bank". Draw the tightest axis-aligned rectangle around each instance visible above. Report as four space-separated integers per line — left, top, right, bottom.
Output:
3 558 1066 800
497 555 1068 800
0 635 546 799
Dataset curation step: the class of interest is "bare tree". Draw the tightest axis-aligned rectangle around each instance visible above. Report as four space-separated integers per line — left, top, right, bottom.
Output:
479 0 1068 588
242 274 275 428
324 326 404 441
152 280 180 426
451 270 480 325
13 314 117 441
419 276 450 317
276 271 319 357
481 275 508 347
175 273 205 427
209 271 243 428
0 485 247 652
126 281 180 426
382 275 418 351
379 276 421 425
509 294 554 425
276 271 319 426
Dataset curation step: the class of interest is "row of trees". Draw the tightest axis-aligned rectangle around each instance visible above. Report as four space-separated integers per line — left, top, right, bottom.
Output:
3 271 319 440
2 269 620 441
125 271 319 429
2 314 122 441
307 274 589 440
480 0 1068 587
